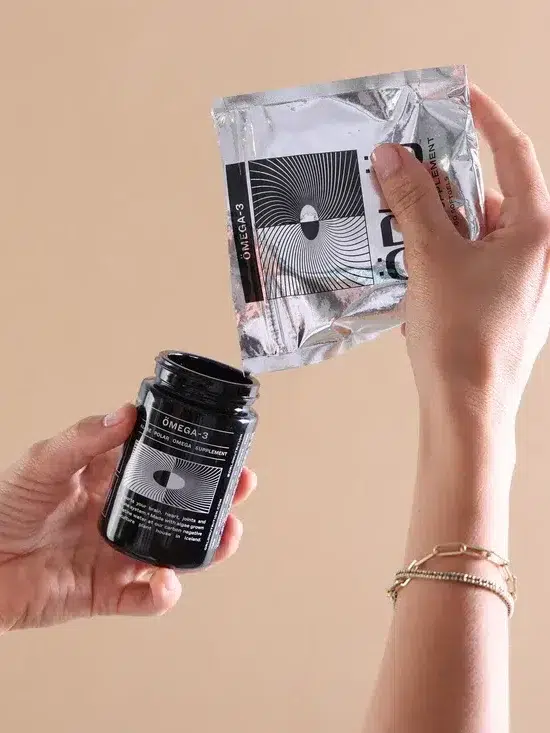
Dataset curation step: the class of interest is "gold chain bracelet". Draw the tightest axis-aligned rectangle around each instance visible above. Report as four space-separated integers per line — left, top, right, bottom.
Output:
387 543 517 618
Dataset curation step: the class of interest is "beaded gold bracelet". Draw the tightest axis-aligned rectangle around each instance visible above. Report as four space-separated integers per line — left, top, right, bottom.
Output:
387 543 517 618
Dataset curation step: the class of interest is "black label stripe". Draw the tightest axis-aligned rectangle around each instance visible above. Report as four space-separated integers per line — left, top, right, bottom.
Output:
226 162 264 303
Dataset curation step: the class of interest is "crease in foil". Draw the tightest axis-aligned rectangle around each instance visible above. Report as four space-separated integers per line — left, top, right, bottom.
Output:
212 64 484 374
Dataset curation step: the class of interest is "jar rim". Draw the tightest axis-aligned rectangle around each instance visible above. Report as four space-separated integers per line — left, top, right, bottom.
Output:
155 351 259 403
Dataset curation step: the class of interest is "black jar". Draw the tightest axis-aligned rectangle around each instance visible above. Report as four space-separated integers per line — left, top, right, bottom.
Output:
99 351 259 570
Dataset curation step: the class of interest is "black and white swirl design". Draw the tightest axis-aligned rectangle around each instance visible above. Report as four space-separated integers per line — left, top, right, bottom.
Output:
249 151 374 298
121 444 221 513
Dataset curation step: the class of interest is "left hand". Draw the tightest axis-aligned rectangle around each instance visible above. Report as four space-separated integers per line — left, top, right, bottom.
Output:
0 404 256 632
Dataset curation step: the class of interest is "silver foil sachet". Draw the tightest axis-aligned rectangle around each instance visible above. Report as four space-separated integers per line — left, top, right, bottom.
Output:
212 64 484 374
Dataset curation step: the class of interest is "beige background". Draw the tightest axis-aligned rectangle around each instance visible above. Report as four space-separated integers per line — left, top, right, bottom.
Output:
0 2 547 731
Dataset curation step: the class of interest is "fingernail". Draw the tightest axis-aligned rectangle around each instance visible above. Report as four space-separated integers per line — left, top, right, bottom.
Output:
248 469 258 490
235 518 244 540
372 144 402 180
164 571 179 592
103 406 127 427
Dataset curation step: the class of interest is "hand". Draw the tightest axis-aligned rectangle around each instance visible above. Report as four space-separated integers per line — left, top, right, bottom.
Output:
372 86 550 421
0 404 256 632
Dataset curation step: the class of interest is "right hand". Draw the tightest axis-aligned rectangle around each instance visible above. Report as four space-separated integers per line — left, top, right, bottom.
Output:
372 86 550 421
0 406 256 632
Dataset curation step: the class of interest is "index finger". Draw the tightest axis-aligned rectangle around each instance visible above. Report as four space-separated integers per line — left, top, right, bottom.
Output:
470 85 548 210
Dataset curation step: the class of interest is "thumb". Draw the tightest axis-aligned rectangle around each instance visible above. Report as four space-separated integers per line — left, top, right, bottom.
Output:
16 403 137 484
372 144 456 245
116 569 183 617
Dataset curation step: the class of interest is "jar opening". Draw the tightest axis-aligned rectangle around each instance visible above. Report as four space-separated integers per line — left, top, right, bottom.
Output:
154 351 259 407
160 352 255 388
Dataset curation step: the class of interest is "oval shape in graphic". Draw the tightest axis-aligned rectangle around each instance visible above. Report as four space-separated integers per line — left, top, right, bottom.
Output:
153 470 186 491
300 204 320 240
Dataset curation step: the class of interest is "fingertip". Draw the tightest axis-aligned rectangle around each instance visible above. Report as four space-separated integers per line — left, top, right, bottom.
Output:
240 466 258 495
234 516 244 539
371 143 404 181
468 83 488 113
468 81 481 97
150 569 183 615
241 466 258 489
213 514 243 564
232 467 258 506
227 514 244 544
103 403 137 429
116 568 182 618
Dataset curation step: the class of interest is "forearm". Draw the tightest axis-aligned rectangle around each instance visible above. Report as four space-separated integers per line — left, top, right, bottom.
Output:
365 392 515 733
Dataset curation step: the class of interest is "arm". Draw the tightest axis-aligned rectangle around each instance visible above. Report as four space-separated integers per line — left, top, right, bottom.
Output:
364 86 550 733
366 395 514 733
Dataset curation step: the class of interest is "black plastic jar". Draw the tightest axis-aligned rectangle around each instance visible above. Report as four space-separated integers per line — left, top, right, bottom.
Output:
99 351 259 570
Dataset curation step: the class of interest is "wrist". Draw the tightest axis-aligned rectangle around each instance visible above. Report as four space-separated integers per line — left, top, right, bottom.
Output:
405 389 516 561
419 389 517 497
419 377 517 460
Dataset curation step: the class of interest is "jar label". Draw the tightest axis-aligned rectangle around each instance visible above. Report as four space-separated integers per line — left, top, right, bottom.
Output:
103 394 253 567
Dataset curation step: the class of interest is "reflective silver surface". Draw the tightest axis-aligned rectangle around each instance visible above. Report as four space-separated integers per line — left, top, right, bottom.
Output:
212 65 484 374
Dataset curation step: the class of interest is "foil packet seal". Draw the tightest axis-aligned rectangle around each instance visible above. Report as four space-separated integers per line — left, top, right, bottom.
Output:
212 64 484 374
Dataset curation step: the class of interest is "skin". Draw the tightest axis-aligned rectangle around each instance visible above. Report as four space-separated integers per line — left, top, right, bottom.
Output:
364 86 550 733
0 404 256 631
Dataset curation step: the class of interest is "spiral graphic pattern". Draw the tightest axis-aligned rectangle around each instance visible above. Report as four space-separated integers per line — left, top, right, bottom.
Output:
121 443 221 513
249 150 374 298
